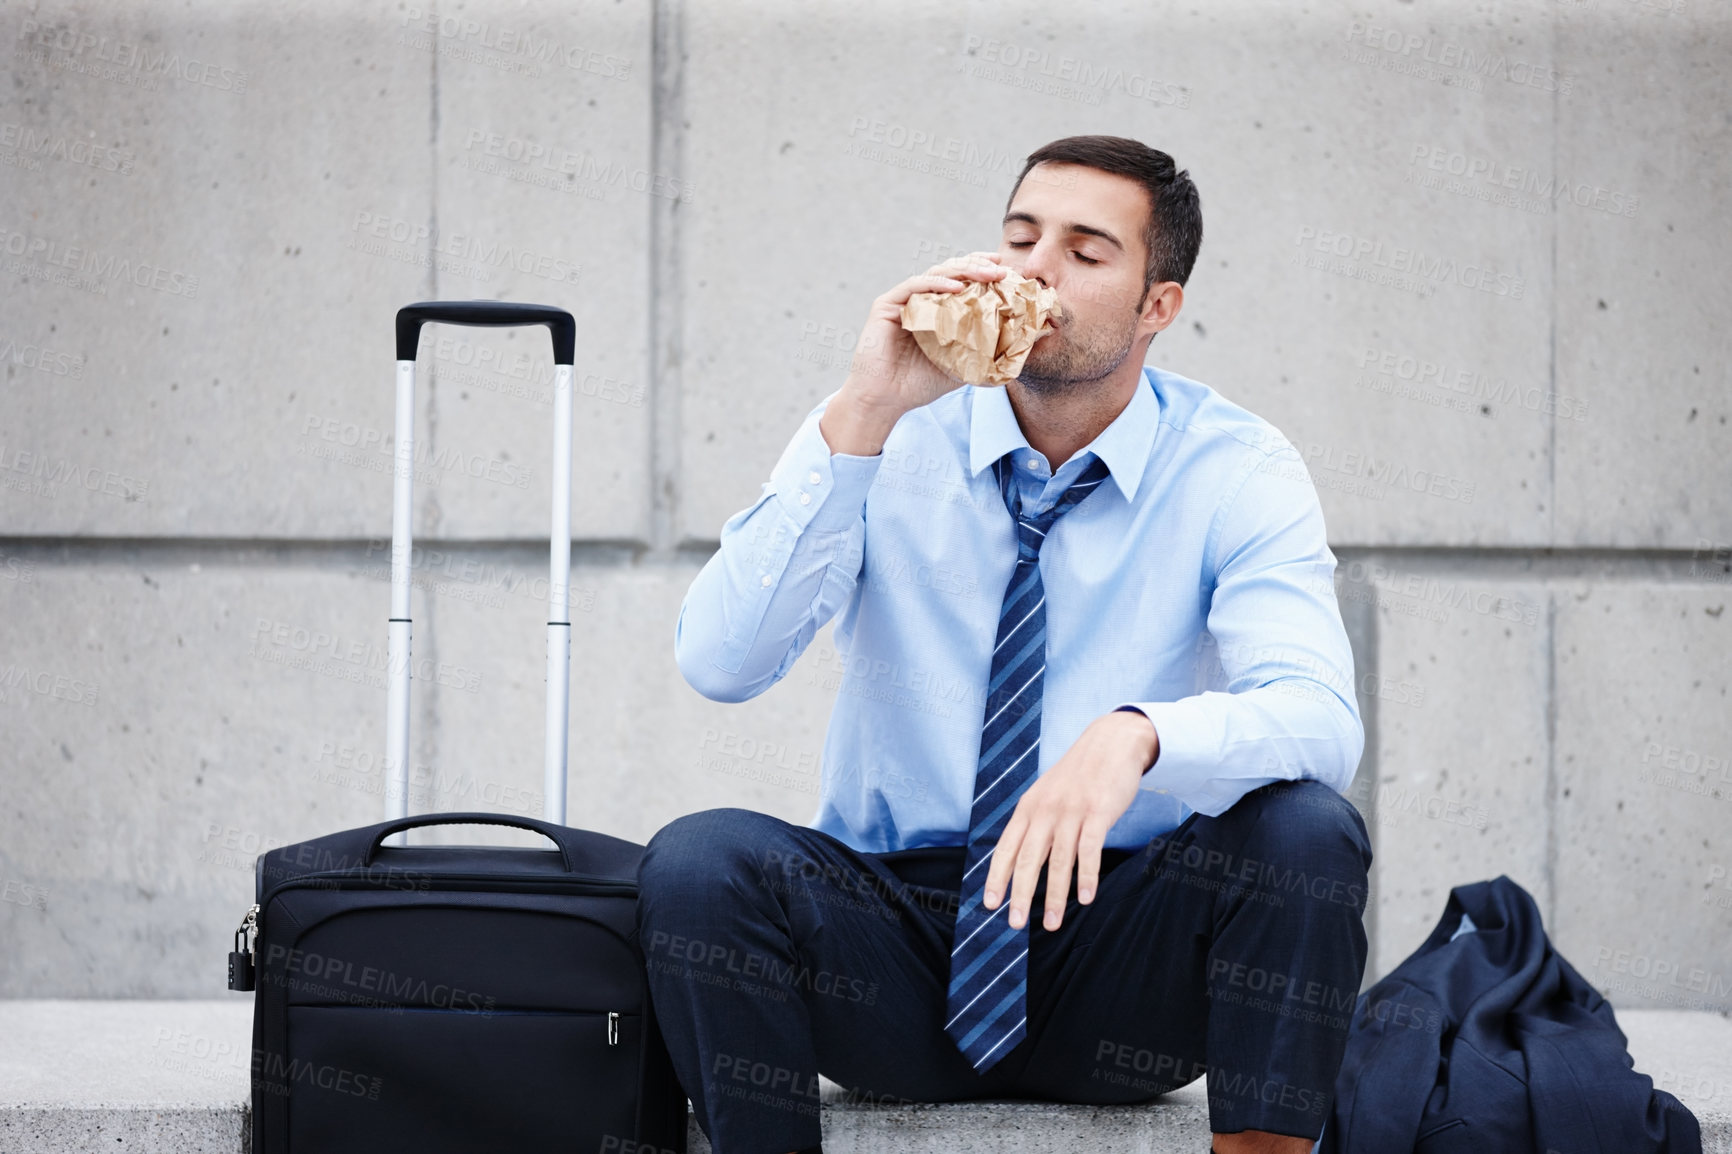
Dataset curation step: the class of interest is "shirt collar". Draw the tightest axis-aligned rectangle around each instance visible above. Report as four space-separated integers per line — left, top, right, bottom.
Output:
967 366 1162 503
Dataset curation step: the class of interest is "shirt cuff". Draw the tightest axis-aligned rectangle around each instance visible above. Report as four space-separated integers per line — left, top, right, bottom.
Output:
1112 705 1156 775
1113 701 1206 799
767 399 883 532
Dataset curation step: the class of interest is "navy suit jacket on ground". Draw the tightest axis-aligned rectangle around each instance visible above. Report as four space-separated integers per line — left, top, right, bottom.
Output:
1321 875 1700 1154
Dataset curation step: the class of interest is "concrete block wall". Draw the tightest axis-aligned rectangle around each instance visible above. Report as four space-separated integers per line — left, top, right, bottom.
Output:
1 0 1727 1009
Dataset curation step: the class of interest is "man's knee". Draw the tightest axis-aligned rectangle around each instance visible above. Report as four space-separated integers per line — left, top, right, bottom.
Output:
636 808 802 968
639 806 787 896
1233 780 1372 903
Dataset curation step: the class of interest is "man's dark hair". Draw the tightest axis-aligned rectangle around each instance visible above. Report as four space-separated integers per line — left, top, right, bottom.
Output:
1006 135 1203 302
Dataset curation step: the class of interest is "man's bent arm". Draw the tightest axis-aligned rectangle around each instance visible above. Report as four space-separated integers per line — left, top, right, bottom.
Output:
674 390 884 703
1115 440 1364 815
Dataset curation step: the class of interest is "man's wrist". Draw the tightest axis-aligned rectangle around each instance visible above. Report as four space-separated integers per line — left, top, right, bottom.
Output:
1114 705 1160 774
819 389 904 457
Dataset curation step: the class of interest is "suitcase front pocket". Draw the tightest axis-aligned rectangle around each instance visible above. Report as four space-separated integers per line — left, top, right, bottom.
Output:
283 1004 642 1153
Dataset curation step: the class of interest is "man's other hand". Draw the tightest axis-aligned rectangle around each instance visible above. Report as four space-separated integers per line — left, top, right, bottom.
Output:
981 709 1159 932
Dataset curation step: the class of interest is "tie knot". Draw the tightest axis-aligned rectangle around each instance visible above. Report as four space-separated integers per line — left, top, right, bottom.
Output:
1014 517 1046 561
998 453 1111 562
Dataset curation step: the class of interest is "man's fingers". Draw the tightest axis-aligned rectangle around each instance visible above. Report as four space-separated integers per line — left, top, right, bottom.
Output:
935 250 1000 266
881 273 968 309
1075 824 1108 905
899 273 965 296
925 252 1007 281
890 256 1005 310
1044 821 1079 930
1008 820 1052 930
982 813 1023 911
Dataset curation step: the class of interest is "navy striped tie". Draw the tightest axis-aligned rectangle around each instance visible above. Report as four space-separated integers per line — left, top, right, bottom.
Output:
944 449 1112 1073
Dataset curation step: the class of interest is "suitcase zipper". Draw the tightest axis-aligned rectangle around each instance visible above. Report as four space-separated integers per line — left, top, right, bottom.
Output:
244 877 642 1023
263 870 638 902
412 871 638 896
227 903 260 992
240 883 632 1050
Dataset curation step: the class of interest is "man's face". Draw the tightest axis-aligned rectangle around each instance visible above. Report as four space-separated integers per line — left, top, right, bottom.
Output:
999 162 1164 394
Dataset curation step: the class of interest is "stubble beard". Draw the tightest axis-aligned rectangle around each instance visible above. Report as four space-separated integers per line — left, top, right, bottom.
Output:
1016 307 1140 398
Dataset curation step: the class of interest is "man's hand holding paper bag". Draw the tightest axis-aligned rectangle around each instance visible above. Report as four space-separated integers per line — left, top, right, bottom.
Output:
821 251 1050 457
899 268 1063 386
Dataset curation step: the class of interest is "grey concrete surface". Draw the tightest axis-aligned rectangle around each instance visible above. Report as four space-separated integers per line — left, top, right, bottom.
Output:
684 1092 1214 1154
425 0 655 542
675 0 1565 549
1552 581 1732 1014
1552 3 1732 548
1 1002 1727 1152
1358 571 1553 977
0 0 651 542
0 0 1727 1058
0 1001 249 1154
3 1 435 539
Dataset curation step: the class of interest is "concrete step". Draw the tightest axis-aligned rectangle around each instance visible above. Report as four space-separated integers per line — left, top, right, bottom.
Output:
685 1082 1212 1153
0 1001 247 1154
1 1001 1726 1153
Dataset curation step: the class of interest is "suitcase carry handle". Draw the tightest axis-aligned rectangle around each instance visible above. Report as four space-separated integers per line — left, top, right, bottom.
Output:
385 301 579 843
395 300 576 364
363 812 578 872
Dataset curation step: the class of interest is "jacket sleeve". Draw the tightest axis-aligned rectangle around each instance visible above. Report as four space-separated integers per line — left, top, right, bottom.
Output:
674 389 883 703
1319 982 1445 1154
1114 440 1364 815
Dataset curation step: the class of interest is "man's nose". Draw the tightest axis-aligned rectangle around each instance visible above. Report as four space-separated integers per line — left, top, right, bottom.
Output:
1017 242 1058 288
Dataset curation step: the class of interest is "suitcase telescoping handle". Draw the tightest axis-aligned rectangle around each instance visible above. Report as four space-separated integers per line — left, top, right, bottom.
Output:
387 302 579 843
395 301 576 364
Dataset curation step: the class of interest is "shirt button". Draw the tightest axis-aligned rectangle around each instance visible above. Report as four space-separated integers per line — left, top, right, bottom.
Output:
808 470 821 484
1026 457 1041 469
760 574 772 587
799 491 812 505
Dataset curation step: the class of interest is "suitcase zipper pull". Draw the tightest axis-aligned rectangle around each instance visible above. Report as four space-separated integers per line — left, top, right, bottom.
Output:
607 1011 619 1046
227 904 259 992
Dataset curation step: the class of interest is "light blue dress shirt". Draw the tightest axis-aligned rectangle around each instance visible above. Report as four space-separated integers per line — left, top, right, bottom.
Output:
674 365 1363 853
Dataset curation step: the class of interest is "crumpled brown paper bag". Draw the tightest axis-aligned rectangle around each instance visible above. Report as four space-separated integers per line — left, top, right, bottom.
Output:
899 269 1063 386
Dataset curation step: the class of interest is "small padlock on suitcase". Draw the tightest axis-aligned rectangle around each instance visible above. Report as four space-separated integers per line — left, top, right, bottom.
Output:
227 301 688 1153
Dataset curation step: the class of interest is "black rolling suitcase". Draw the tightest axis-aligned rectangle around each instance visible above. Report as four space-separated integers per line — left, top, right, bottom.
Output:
226 301 688 1153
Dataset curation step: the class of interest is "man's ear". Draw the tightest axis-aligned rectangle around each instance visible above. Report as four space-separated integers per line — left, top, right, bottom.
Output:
1140 280 1184 337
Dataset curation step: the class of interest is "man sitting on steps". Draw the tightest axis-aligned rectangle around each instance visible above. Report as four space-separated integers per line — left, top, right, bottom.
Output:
641 133 1373 1154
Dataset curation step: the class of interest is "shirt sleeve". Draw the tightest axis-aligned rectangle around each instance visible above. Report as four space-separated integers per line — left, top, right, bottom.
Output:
1113 440 1364 815
673 389 883 703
